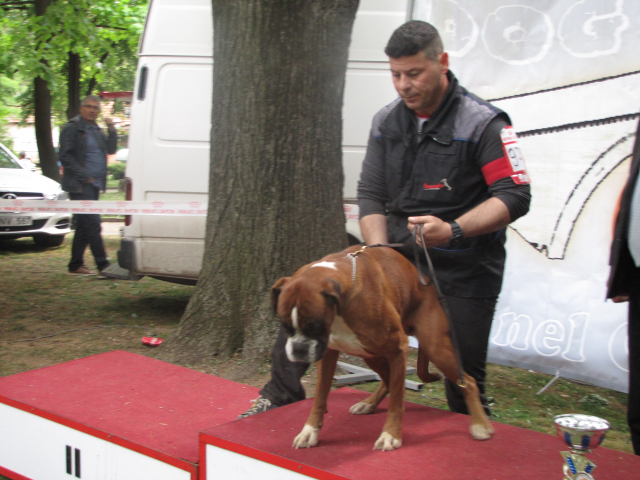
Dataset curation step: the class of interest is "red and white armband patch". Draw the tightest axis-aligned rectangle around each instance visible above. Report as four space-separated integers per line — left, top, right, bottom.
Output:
499 126 530 185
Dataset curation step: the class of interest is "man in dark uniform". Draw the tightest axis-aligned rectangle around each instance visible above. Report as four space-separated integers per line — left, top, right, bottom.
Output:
607 115 640 455
239 21 531 418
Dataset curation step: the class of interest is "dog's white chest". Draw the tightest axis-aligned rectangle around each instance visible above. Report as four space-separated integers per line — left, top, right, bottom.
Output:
328 316 372 358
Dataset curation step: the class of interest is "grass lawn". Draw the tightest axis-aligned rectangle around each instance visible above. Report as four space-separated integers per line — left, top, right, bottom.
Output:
0 233 634 471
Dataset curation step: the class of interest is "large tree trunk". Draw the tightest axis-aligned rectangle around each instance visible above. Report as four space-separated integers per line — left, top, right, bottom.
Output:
156 0 359 372
34 0 60 182
67 52 81 120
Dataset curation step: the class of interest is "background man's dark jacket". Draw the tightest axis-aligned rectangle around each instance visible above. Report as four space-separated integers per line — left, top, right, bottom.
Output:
59 115 117 194
607 117 640 298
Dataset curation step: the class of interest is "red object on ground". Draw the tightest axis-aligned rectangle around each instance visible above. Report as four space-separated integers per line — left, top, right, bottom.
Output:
201 387 640 480
142 336 164 346
0 351 259 469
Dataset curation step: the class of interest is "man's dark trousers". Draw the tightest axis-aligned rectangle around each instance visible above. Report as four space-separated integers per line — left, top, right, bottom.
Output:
68 183 109 272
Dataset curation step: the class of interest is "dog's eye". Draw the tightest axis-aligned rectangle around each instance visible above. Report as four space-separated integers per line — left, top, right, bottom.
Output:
282 322 295 336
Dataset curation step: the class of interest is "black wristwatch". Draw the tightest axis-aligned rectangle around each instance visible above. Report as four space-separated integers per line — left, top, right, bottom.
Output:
448 220 465 247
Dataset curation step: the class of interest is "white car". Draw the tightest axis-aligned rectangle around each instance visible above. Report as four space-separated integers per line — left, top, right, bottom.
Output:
0 142 71 247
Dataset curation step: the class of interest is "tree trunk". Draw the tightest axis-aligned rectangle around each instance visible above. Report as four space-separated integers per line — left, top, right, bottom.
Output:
67 52 81 120
85 51 109 96
156 0 359 372
33 0 60 182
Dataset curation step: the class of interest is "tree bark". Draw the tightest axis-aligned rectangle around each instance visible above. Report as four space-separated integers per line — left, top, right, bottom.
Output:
156 0 359 372
67 51 81 120
33 0 60 182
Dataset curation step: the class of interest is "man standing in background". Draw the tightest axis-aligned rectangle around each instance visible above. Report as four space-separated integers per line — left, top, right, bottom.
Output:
59 95 117 275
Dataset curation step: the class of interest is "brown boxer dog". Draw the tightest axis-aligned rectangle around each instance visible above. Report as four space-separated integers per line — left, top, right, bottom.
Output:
271 244 493 451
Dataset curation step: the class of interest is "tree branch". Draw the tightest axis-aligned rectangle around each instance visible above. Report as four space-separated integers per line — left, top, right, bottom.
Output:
95 24 128 31
1 0 34 9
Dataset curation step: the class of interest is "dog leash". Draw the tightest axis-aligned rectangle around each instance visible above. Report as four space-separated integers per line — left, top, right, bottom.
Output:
346 228 467 388
412 224 467 388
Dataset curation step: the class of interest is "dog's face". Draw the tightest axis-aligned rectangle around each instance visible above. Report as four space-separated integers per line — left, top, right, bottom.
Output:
271 276 341 363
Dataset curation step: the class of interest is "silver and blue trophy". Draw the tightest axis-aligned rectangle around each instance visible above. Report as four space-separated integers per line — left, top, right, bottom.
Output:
554 414 610 480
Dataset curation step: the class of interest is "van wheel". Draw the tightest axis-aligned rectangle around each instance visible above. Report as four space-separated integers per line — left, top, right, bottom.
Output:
33 234 66 248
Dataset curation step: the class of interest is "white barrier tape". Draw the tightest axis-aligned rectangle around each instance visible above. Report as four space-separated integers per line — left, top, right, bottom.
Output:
0 199 361 218
0 199 208 216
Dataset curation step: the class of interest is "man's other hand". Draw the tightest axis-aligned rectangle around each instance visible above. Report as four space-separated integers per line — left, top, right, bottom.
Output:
612 295 630 303
407 215 452 248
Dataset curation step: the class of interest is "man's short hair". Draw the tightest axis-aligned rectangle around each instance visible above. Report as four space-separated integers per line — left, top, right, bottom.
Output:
18 151 26 159
81 95 102 109
384 20 443 61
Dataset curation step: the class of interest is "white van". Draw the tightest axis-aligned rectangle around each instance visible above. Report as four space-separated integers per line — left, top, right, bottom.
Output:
114 0 411 284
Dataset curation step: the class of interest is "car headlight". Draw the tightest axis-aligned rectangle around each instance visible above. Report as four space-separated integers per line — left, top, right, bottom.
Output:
45 191 69 201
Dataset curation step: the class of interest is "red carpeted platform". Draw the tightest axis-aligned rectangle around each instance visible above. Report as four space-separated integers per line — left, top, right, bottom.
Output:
201 387 640 480
0 350 259 480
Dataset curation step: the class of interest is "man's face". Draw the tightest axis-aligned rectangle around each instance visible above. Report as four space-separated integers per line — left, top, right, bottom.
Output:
80 101 100 123
389 51 449 117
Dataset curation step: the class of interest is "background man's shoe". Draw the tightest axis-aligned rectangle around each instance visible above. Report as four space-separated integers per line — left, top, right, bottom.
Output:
236 396 276 419
68 266 95 275
98 262 112 272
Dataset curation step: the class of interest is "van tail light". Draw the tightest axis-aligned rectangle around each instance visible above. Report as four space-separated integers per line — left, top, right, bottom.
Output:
124 177 132 226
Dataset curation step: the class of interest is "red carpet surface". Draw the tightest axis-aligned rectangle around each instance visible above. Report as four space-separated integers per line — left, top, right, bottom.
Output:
202 387 640 480
0 350 259 465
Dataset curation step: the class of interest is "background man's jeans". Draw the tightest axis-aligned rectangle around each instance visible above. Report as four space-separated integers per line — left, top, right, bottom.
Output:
68 183 109 272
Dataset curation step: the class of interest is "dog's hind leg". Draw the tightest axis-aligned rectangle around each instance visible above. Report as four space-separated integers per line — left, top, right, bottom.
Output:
412 300 493 441
293 348 340 449
349 357 390 415
416 347 444 383
423 344 494 440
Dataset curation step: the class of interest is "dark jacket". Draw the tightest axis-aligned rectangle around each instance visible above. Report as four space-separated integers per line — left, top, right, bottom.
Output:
357 72 531 297
607 116 640 298
59 115 117 193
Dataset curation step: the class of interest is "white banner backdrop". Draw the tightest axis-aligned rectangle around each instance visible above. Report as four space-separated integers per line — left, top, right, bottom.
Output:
415 0 640 392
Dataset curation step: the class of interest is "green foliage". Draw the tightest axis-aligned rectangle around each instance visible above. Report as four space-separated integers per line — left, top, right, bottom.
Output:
0 74 20 148
0 0 149 124
107 161 126 180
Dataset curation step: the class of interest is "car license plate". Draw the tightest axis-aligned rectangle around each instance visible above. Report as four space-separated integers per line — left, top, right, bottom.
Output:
0 216 32 226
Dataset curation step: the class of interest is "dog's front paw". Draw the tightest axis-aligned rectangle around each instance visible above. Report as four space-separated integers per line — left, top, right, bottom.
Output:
293 424 320 449
470 422 494 440
373 432 402 451
349 401 376 415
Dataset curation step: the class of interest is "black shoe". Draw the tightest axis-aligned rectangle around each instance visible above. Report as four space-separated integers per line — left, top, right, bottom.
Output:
237 396 276 419
98 262 112 272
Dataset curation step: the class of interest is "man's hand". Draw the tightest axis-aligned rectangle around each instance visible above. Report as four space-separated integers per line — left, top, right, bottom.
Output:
103 117 115 130
612 295 630 303
408 215 452 248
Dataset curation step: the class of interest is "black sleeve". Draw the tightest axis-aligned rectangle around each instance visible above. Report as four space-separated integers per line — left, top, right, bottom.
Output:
106 128 118 155
357 130 389 218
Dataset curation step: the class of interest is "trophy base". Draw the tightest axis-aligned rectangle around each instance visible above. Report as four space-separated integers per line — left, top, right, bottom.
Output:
560 451 596 480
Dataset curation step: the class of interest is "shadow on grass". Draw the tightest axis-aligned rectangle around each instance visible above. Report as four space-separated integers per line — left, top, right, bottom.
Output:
0 238 64 255
103 294 192 325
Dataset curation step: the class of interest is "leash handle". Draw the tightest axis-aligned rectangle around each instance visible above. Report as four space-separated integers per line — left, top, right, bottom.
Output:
412 224 467 388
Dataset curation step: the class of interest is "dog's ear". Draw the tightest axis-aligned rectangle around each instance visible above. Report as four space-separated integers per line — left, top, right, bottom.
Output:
270 277 290 314
321 279 342 315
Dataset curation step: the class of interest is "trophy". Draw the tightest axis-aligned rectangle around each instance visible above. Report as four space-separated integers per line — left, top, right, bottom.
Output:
554 414 610 480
